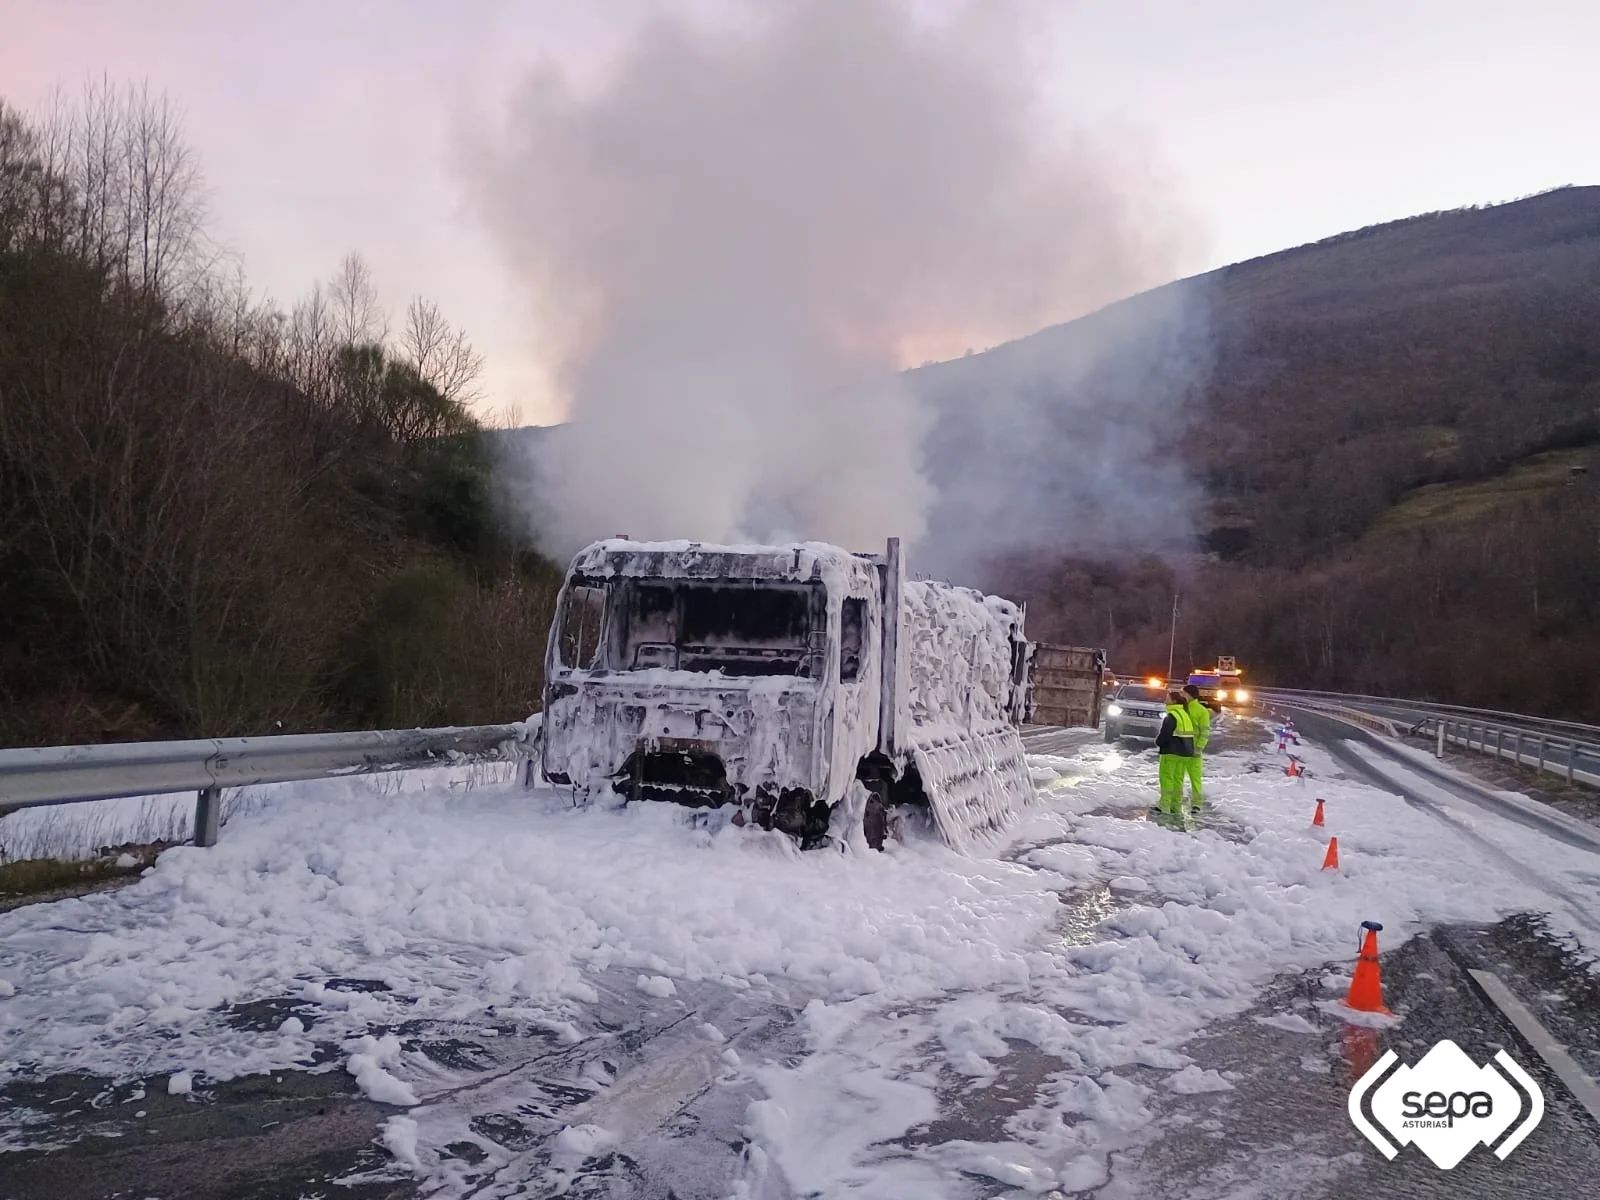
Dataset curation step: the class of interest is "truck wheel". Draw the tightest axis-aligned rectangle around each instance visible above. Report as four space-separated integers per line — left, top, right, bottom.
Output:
863 789 889 852
1103 724 1118 743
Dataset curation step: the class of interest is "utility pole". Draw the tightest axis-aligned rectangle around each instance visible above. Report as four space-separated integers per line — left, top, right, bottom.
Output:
1166 592 1180 685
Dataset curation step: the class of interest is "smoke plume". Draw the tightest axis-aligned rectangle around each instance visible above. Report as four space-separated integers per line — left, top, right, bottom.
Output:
468 0 1201 564
913 278 1215 581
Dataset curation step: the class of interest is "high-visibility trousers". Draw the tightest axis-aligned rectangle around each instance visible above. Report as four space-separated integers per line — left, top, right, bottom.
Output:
1185 752 1204 806
1158 755 1187 814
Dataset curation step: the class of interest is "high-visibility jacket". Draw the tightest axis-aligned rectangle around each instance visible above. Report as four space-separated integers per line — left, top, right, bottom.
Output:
1157 703 1195 757
1184 698 1212 752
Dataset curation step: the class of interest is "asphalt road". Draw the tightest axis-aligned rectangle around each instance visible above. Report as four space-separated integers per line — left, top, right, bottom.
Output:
1075 711 1600 1196
1021 715 1600 1196
1020 725 1104 757
6 720 1599 1199
1269 693 1600 790
1 968 803 1200
1124 914 1600 1199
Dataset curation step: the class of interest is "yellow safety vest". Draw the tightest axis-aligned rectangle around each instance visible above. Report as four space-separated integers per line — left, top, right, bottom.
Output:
1184 698 1212 751
1163 702 1196 756
1167 703 1195 736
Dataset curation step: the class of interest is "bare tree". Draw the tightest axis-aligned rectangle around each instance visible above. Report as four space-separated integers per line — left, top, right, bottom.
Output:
66 77 124 275
19 90 75 252
401 296 485 407
287 282 338 400
329 251 386 346
0 100 46 251
121 82 202 301
480 400 525 431
22 80 204 302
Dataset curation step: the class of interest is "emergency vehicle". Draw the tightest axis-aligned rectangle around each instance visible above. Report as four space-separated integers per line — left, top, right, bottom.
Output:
1185 657 1250 710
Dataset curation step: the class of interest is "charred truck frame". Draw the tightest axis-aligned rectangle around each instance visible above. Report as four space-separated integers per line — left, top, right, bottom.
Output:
540 538 1034 852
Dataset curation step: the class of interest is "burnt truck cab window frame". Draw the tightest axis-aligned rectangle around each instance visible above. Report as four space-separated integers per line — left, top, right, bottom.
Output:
557 575 825 678
840 596 866 682
556 582 607 669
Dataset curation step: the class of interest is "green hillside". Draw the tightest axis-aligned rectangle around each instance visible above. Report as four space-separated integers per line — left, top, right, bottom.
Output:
1369 446 1596 536
954 187 1600 718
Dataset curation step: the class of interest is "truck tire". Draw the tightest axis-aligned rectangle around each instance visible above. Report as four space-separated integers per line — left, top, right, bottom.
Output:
1103 724 1118 743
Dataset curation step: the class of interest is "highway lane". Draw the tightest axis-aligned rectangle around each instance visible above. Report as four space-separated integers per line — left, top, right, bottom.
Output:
1259 690 1600 790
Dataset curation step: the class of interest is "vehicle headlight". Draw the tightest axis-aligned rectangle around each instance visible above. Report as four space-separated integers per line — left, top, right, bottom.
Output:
1217 689 1229 701
1235 688 1250 702
1107 703 1123 716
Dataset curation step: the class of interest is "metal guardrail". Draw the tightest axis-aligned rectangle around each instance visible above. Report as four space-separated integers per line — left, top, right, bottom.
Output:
0 724 533 847
1254 687 1600 739
1256 687 1600 791
1262 695 1400 739
1415 716 1600 790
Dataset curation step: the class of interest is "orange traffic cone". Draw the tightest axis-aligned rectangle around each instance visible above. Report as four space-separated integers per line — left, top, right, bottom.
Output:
1344 920 1391 1014
1286 759 1302 778
1321 836 1340 871
1312 798 1326 827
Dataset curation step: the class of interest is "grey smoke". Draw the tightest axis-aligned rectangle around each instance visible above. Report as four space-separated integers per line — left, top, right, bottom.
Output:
467 0 1203 564
912 277 1215 581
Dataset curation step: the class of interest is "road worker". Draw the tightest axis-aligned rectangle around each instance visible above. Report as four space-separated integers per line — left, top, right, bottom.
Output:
1155 690 1196 816
1182 683 1213 810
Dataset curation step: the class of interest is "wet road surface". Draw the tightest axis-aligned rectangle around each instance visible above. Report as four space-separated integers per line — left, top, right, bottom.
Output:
1282 707 1600 856
1 969 801 1200
1 1050 407 1199
1121 915 1600 1199
6 720 1599 1198
1298 696 1600 792
1021 726 1104 757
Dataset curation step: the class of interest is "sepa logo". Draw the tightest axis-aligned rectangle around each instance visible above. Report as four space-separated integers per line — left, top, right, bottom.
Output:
1349 1039 1544 1169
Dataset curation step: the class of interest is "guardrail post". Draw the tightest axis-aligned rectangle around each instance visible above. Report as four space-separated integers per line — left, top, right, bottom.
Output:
1538 735 1547 772
194 785 221 848
1496 728 1504 759
1437 721 1446 759
1568 744 1577 785
1514 731 1523 764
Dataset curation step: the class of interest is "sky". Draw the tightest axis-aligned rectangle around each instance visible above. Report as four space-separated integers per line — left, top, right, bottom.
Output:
4 0 1596 424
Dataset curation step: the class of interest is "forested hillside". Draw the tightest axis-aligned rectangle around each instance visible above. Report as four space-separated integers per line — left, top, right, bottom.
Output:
972 188 1600 718
4 82 1596 743
0 88 559 747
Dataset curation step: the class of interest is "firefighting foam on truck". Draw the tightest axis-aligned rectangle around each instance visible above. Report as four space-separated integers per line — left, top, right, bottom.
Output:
537 537 1042 854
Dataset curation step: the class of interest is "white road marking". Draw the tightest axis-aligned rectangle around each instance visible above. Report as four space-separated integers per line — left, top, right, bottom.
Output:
1467 968 1600 1129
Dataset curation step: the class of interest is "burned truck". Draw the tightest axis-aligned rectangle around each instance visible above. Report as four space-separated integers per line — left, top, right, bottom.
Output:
539 537 1034 852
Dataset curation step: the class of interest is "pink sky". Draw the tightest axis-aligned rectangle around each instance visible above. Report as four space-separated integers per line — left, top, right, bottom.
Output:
5 1 1596 422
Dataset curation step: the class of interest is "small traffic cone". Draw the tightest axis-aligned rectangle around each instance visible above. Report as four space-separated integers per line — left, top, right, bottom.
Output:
1286 758 1302 778
1321 836 1340 871
1312 798 1326 827
1344 920 1391 1014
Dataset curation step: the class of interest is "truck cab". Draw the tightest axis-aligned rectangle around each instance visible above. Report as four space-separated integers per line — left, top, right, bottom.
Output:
540 540 885 845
